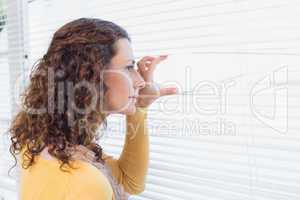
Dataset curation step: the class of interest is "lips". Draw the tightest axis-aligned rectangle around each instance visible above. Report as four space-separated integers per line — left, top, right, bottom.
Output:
129 92 139 99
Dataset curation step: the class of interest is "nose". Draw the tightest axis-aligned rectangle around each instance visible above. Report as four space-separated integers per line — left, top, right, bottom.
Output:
132 71 146 90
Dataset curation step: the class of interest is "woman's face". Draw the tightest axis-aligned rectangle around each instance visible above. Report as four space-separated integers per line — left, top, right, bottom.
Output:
103 38 146 115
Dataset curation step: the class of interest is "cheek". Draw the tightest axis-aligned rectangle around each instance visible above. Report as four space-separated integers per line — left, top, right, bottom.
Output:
104 72 134 110
107 74 132 95
106 84 130 101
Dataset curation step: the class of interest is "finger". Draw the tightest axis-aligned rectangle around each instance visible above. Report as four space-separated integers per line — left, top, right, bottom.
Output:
152 55 168 66
159 87 178 97
146 55 167 66
137 57 156 72
137 56 155 66
149 55 168 72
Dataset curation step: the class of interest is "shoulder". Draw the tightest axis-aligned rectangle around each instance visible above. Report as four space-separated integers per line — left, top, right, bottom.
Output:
65 160 114 199
20 147 114 200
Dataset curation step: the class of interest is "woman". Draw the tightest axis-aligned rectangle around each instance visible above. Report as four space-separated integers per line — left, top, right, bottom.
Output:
8 18 177 200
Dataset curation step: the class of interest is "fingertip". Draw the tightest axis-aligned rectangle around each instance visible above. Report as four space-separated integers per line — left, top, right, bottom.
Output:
173 88 179 94
171 88 179 95
160 55 168 59
161 87 179 96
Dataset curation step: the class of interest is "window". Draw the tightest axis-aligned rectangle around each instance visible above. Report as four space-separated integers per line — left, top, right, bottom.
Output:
1 0 300 199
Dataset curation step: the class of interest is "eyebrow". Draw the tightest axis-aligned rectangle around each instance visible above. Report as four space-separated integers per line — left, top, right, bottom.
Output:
127 59 136 65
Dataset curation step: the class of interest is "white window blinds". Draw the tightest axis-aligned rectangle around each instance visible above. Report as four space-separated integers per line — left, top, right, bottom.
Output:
0 0 23 199
0 0 300 199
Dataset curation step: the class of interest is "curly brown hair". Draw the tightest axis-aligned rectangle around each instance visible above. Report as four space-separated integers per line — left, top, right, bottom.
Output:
7 18 130 174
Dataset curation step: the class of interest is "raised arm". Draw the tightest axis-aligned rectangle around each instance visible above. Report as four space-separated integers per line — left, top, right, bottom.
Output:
102 106 149 195
102 55 178 195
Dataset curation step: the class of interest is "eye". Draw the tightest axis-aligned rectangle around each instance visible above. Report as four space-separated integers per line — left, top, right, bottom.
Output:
126 65 135 70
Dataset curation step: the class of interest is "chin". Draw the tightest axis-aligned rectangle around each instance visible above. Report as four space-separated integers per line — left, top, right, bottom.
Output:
125 105 137 115
110 100 137 115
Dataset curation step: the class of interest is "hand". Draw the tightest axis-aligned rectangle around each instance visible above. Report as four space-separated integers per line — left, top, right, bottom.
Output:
135 55 178 108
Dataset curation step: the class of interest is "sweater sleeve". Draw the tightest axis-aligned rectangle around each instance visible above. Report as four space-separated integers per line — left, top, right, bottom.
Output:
104 107 149 194
102 106 149 195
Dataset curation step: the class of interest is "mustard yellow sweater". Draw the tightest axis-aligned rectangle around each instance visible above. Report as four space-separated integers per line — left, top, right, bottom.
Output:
19 107 149 200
